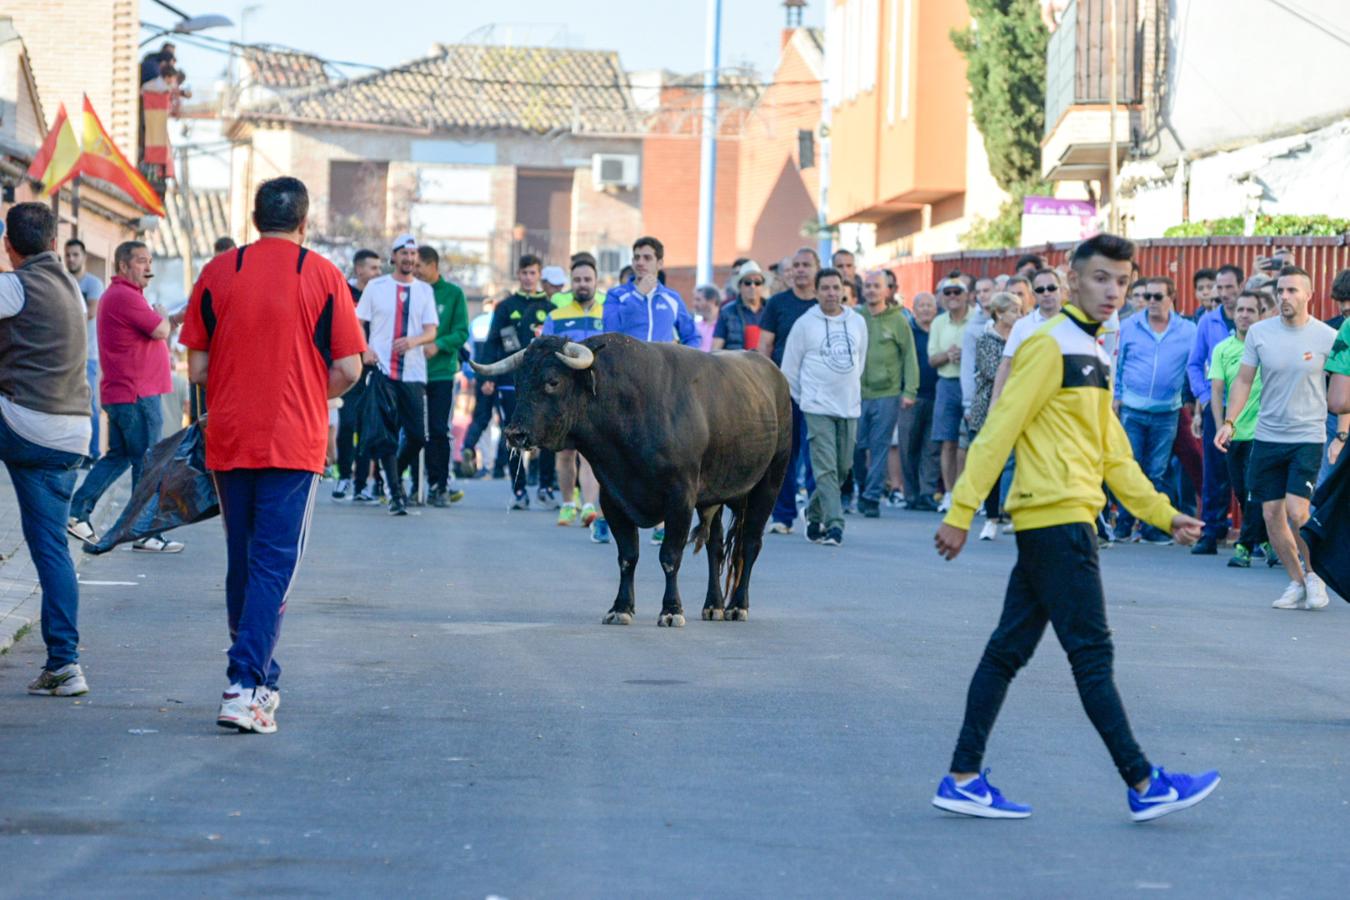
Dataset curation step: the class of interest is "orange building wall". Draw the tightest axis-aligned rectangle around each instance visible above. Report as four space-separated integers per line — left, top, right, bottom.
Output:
735 31 823 269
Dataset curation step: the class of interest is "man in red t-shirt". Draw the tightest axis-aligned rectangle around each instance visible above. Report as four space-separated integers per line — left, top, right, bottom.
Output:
67 241 182 553
180 177 365 734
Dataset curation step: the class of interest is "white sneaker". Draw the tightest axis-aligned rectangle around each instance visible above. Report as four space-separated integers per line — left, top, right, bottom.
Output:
1273 581 1308 610
133 536 184 553
217 684 278 734
767 522 793 535
978 520 999 541
331 478 352 500
1001 522 1016 534
938 494 953 513
1305 573 1330 610
27 663 89 696
66 518 97 543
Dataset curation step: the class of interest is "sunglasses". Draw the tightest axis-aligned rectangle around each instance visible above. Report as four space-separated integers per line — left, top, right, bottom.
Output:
941 288 966 297
743 279 764 287
1033 284 1059 294
1143 292 1169 301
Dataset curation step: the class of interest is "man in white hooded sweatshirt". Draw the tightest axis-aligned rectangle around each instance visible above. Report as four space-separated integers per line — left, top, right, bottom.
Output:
781 267 869 546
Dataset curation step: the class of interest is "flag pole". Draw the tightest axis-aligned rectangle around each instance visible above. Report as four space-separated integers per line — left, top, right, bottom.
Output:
71 176 82 238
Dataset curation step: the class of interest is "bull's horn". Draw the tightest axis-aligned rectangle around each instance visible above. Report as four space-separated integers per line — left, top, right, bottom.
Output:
555 341 594 370
469 348 527 377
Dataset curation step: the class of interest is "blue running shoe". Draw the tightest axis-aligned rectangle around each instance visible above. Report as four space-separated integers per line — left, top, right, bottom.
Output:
1128 767 1220 822
931 770 1031 819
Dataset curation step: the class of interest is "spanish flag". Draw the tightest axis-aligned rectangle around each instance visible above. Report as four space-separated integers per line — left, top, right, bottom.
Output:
24 103 81 197
76 95 165 217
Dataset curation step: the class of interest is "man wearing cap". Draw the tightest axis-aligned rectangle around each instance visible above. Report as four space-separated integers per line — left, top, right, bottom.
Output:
928 275 971 512
354 233 440 516
416 245 470 508
541 265 569 309
713 261 766 351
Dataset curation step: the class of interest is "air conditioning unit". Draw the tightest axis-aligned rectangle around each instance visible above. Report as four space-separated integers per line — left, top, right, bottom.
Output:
592 153 639 191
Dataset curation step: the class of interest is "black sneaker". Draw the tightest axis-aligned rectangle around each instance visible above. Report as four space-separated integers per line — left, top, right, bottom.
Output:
388 497 408 516
428 489 449 508
509 492 530 511
805 521 826 544
907 496 938 512
859 499 881 518
822 527 843 546
1190 536 1218 556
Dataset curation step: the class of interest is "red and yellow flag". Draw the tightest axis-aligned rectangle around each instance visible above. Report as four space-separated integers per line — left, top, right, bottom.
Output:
76 95 165 217
24 103 81 197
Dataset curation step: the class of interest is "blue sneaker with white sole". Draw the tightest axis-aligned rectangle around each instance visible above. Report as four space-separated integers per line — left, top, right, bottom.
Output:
931 770 1031 819
1128 767 1220 822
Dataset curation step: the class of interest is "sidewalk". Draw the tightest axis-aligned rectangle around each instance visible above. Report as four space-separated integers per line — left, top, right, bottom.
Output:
0 467 126 653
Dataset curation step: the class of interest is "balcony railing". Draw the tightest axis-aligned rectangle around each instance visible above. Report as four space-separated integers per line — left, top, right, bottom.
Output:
1045 0 1143 135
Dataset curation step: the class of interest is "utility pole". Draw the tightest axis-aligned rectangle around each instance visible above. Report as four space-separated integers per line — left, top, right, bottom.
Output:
1107 0 1119 234
695 0 723 287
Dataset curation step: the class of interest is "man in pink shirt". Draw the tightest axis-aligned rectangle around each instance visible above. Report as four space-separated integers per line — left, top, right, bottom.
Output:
67 241 182 552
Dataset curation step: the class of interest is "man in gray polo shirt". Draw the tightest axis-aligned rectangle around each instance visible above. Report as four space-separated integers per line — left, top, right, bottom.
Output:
0 203 93 696
1217 264 1341 611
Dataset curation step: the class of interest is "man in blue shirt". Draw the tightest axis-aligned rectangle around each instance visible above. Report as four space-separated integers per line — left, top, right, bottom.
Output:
1113 276 1197 543
603 236 699 346
1185 264 1241 554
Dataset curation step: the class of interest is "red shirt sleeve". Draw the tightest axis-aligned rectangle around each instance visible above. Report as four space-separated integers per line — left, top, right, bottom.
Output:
122 287 168 338
179 261 215 351
326 263 367 360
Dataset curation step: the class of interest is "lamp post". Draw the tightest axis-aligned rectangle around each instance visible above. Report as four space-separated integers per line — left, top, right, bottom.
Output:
695 0 723 287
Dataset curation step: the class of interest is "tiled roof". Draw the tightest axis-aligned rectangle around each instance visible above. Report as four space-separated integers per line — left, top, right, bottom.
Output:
239 44 638 135
147 186 230 261
240 46 331 90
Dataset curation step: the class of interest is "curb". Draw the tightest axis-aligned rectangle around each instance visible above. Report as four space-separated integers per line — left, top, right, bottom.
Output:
0 479 129 655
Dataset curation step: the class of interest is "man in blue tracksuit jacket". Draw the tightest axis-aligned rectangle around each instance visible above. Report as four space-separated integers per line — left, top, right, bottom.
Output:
603 235 701 347
1114 275 1197 543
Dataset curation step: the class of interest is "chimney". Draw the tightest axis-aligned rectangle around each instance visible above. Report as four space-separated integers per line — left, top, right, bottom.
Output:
782 0 806 48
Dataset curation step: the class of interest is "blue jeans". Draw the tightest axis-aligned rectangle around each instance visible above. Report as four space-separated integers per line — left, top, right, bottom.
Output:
87 360 100 460
856 396 901 503
1116 407 1179 542
70 396 163 522
214 469 320 689
1199 412 1232 540
0 411 84 669
772 400 815 526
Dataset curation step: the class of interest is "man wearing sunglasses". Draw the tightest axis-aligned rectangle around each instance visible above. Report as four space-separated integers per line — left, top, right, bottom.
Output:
1112 277 1197 544
713 261 766 351
991 268 1065 404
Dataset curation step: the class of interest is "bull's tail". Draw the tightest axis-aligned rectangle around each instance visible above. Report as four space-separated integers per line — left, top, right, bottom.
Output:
721 500 748 600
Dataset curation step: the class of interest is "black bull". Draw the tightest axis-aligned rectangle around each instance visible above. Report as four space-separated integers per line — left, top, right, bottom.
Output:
472 333 791 626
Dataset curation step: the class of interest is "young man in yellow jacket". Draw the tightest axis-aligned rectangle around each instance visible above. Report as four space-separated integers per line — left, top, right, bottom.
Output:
930 234 1220 823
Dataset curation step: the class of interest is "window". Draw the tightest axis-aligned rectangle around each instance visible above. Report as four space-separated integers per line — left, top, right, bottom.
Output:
798 129 816 169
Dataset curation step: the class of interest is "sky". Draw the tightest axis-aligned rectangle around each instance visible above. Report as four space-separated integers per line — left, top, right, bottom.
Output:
149 0 828 97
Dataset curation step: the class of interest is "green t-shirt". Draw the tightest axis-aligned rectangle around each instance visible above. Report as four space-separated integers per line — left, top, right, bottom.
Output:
928 311 968 379
1209 335 1262 442
426 277 470 382
1327 320 1350 376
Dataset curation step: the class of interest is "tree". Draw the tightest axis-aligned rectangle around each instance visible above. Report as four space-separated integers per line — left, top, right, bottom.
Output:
952 1 1051 249
951 0 1050 193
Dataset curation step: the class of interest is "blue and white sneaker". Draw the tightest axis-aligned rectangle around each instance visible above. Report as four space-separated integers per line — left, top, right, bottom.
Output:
1128 767 1220 822
931 770 1031 819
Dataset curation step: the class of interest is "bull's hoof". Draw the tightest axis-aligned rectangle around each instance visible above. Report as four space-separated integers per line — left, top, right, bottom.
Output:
603 611 634 626
657 613 686 628
702 608 724 621
725 608 749 622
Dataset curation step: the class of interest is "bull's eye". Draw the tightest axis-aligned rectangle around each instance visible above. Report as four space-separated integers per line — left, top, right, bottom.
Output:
544 377 561 393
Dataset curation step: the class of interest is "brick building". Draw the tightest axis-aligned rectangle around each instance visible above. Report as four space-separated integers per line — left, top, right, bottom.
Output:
637 26 825 298
5 0 139 155
225 44 645 300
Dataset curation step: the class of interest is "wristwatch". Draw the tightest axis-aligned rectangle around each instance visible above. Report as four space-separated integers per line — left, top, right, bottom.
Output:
1336 431 1349 442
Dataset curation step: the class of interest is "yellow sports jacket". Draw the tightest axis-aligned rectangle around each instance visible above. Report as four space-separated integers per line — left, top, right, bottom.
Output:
944 304 1178 534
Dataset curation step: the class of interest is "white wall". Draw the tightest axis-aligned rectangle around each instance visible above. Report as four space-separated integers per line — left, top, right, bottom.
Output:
1168 0 1350 154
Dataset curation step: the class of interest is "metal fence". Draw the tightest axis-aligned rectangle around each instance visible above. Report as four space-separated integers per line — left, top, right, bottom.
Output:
888 235 1350 319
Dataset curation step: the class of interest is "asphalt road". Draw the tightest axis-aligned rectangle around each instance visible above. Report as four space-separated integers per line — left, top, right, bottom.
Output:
2 479 1348 898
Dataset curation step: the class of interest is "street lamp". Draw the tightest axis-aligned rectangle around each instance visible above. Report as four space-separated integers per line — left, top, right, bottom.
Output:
140 0 234 45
